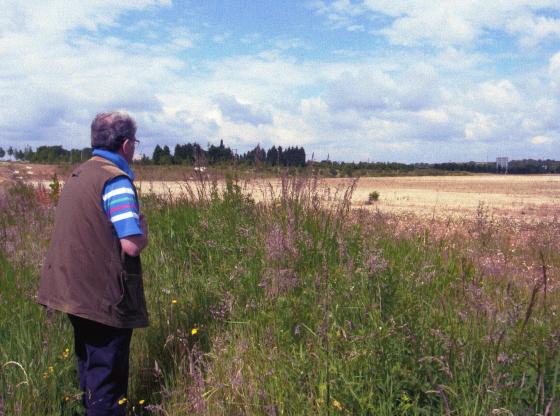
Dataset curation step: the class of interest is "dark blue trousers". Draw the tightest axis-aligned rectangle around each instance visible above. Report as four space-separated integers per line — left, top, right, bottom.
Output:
68 315 133 416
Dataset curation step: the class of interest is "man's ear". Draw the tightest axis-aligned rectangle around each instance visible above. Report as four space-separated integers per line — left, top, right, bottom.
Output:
120 139 131 153
117 140 128 157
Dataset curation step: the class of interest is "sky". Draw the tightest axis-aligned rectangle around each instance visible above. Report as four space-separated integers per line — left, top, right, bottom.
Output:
2 1 560 163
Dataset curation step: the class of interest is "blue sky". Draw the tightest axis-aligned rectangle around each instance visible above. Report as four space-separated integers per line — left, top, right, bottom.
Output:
2 0 560 163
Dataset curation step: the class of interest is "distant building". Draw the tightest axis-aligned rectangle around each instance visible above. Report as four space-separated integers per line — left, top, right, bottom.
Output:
496 157 508 173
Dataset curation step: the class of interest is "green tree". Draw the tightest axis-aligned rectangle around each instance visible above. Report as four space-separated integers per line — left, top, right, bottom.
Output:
160 145 173 164
266 146 279 166
23 146 34 161
174 143 200 164
0 147 5 158
282 146 306 167
35 146 68 163
241 145 266 165
207 140 233 165
152 145 163 164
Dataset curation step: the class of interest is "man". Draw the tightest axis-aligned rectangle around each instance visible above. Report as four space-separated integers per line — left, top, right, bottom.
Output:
37 111 149 415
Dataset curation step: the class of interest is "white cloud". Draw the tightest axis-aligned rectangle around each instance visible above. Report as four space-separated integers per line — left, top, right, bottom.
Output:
347 25 365 32
170 31 195 49
507 14 560 47
2 1 560 162
550 52 560 88
465 113 497 141
151 47 560 161
310 0 368 30
272 37 308 51
311 1 560 47
468 80 522 111
381 7 477 46
213 32 231 44
0 0 170 37
213 94 272 126
240 33 262 45
418 109 448 124
0 2 184 148
531 135 553 145
324 62 440 113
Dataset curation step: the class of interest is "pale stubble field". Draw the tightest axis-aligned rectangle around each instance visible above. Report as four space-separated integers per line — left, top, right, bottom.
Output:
136 174 560 221
6 157 557 221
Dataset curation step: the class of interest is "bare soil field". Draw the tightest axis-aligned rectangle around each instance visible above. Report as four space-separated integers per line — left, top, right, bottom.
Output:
3 161 558 221
0 161 61 184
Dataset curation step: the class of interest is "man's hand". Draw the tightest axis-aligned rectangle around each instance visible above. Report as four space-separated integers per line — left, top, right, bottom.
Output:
120 214 149 257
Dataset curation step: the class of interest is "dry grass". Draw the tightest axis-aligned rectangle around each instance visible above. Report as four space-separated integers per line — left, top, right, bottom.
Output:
132 174 560 221
350 175 560 220
27 171 560 221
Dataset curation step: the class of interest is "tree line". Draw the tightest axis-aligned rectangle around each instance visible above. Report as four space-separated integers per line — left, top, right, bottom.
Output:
0 141 307 168
150 140 306 167
2 143 559 174
426 160 560 174
0 145 93 163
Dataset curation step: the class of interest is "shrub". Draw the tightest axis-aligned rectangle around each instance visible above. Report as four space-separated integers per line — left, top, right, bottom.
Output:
368 190 380 202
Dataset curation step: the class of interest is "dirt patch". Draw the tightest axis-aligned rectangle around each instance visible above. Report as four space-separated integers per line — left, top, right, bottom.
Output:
0 161 66 186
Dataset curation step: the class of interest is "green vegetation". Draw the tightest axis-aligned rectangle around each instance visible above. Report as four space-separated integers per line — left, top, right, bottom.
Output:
1 177 560 415
5 143 560 175
429 159 560 174
368 190 380 203
3 145 93 164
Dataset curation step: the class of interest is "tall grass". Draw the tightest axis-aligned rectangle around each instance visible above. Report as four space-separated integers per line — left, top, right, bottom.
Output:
1 175 560 415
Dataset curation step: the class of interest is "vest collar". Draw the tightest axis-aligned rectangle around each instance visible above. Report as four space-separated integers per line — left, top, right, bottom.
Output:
92 149 135 180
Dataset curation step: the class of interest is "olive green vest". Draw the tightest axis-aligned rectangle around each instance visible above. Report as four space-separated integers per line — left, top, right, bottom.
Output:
37 156 149 328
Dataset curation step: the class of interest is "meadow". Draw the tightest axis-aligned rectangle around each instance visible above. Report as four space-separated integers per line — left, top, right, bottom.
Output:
1 172 560 415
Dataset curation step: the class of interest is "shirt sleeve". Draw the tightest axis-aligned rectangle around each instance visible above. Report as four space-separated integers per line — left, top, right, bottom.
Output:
102 176 143 238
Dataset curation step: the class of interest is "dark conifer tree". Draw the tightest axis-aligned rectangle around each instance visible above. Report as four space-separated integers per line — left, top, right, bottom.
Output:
277 146 284 166
266 146 278 166
160 145 173 164
152 145 163 164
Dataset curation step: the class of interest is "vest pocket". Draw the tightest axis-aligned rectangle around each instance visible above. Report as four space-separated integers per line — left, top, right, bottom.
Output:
115 271 144 318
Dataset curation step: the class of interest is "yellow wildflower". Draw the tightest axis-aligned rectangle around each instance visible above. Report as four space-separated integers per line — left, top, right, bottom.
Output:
64 396 70 402
139 399 145 405
118 397 127 405
332 399 343 411
62 348 70 359
191 328 198 335
48 366 54 373
171 299 177 304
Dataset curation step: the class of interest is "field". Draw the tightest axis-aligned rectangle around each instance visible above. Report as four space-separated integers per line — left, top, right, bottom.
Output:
2 167 560 415
5 157 558 220
136 174 560 221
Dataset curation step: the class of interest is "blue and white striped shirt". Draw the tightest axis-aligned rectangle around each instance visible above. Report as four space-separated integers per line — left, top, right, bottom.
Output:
93 149 143 238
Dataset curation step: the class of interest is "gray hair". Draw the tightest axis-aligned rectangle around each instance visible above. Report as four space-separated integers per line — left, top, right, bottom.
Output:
91 111 137 151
